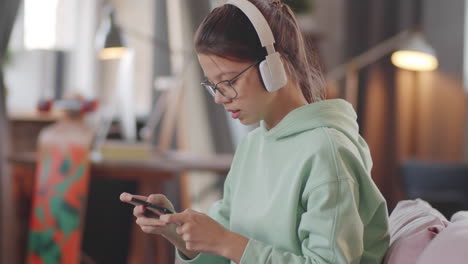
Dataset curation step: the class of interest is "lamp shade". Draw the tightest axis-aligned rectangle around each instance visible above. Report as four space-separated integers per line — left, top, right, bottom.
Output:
99 11 127 60
391 32 438 71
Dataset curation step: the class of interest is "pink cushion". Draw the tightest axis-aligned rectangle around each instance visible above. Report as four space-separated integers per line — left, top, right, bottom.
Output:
383 199 449 264
416 220 468 264
451 211 468 222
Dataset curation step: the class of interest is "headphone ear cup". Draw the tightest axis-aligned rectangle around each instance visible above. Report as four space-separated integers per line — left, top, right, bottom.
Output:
259 59 270 90
259 52 288 92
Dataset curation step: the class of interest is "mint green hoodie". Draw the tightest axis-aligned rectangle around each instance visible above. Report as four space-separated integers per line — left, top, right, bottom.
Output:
178 99 389 264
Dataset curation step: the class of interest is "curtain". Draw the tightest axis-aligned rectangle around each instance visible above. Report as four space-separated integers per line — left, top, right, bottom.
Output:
345 0 465 210
0 0 22 263
344 0 402 210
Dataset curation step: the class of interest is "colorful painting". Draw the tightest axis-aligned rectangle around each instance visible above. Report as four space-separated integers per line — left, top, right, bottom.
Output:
26 144 91 264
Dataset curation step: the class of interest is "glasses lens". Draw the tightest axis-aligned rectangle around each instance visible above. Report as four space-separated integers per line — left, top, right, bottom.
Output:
216 81 237 99
201 82 216 97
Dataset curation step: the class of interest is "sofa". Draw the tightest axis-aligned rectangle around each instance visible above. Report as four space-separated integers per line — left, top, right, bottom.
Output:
384 199 468 264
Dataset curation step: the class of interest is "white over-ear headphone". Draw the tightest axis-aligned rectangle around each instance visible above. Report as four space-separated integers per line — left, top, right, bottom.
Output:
225 0 288 92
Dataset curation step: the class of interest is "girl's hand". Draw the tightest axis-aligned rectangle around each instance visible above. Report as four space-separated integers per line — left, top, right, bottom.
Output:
119 192 177 238
160 209 248 262
120 192 200 259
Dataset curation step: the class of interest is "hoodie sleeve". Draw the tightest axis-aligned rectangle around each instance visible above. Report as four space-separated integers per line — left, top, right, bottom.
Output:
239 132 376 264
176 171 233 264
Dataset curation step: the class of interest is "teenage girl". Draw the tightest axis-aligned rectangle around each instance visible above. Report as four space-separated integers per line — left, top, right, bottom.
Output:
121 0 389 263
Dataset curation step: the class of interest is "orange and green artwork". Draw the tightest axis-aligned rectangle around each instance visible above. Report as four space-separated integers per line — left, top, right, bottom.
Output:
26 145 91 264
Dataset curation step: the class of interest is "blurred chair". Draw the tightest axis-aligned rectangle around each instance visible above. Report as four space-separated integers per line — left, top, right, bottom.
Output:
400 160 468 219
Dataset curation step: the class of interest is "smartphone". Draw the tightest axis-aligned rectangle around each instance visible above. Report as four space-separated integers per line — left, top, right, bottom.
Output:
130 197 174 215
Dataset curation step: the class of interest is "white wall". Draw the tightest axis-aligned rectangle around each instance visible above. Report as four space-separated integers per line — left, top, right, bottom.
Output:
5 50 56 113
5 0 155 118
110 0 155 117
315 0 346 70
425 0 464 76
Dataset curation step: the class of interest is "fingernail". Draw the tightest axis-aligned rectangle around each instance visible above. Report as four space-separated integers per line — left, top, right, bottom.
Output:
120 192 131 201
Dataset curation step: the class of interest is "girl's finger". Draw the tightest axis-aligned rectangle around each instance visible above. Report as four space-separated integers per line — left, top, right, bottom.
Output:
120 192 148 206
133 205 146 217
136 217 167 226
176 225 184 235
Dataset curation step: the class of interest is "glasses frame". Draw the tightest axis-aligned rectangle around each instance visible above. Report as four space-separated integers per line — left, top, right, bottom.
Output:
201 60 260 100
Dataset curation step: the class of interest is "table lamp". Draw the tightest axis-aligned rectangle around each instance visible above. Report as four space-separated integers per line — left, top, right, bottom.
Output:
99 8 127 60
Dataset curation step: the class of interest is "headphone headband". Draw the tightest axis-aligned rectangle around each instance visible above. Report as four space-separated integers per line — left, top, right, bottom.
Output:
224 0 288 92
226 0 276 54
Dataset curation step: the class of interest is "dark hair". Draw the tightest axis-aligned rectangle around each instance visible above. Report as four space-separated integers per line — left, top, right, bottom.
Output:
194 0 325 103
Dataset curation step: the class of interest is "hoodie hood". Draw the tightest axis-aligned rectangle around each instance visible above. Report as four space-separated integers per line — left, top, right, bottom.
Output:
260 99 359 141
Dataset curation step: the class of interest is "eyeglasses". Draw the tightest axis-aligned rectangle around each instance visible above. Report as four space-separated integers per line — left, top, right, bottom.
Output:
201 60 260 100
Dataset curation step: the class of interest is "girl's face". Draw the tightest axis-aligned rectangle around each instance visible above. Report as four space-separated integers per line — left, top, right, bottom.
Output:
198 54 274 125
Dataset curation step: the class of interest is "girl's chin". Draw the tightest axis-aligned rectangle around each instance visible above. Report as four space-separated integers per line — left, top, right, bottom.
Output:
238 117 257 126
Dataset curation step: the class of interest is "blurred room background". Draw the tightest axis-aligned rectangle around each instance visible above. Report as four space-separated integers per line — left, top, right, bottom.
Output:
0 0 467 263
